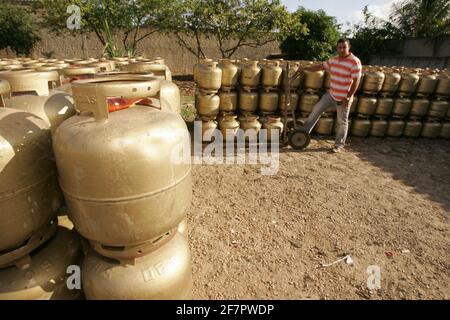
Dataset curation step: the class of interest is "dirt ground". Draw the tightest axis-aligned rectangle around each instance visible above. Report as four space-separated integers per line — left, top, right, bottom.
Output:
174 78 450 300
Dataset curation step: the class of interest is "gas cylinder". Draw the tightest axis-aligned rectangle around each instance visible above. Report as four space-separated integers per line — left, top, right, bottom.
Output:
122 62 172 81
279 92 299 113
410 98 430 118
380 72 401 94
5 91 75 134
435 75 450 97
398 73 419 95
303 70 324 92
219 91 238 113
392 97 412 118
220 114 240 140
421 121 442 138
0 227 83 300
239 90 258 114
370 118 388 137
281 62 303 90
0 108 61 256
240 115 261 141
387 119 405 137
82 232 192 300
262 115 284 142
53 77 192 247
196 91 220 120
416 74 438 96
375 97 394 116
89 61 115 72
259 90 279 115
356 96 377 116
362 71 385 94
240 61 261 89
428 100 449 119
262 61 282 89
298 94 320 113
403 119 423 138
201 119 218 142
314 117 334 135
196 61 222 93
351 117 371 137
178 219 188 241
0 70 61 96
440 122 450 139
60 66 97 84
218 59 238 89
0 79 11 107
193 59 212 83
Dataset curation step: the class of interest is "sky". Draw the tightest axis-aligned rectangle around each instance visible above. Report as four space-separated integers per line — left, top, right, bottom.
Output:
281 0 401 29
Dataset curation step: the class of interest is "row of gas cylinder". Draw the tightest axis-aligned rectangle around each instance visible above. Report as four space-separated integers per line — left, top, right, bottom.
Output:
192 58 450 98
300 115 450 139
194 90 450 123
0 57 193 300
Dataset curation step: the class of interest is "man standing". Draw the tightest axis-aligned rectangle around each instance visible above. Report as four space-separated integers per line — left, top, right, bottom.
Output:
290 38 362 153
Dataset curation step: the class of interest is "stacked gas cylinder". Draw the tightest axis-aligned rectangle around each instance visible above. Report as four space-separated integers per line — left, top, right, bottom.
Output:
0 56 192 300
0 58 83 300
194 59 286 142
193 58 450 140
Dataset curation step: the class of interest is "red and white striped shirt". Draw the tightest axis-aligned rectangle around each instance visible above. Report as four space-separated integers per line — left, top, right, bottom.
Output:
323 53 362 102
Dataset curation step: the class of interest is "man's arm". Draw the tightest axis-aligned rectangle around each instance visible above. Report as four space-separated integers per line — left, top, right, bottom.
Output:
347 75 361 99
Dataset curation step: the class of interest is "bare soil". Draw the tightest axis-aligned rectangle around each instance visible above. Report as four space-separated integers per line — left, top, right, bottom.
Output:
187 137 449 300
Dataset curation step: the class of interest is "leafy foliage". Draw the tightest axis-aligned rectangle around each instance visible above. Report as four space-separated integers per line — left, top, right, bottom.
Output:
0 3 40 55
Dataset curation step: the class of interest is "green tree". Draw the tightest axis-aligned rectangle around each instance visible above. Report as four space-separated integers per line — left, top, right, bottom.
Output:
279 7 340 61
0 3 40 55
32 0 180 57
389 0 450 37
173 0 303 58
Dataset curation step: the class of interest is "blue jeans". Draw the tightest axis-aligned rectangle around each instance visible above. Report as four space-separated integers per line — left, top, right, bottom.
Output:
301 92 351 148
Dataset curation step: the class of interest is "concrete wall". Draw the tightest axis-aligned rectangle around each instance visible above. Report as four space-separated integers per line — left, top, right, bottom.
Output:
370 36 450 69
0 29 281 75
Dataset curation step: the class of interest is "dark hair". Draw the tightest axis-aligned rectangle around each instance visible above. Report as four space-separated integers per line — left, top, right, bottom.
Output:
337 38 351 46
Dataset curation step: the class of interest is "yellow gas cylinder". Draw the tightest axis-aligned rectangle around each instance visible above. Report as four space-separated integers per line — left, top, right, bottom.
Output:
416 74 438 96
240 115 261 141
82 232 192 300
121 62 172 81
195 61 222 93
375 97 394 116
410 98 430 118
281 62 303 90
370 118 388 137
259 90 279 115
219 91 238 113
387 119 405 137
392 97 412 118
0 227 84 300
421 121 442 138
201 119 218 142
0 109 61 261
435 75 450 98
262 115 284 142
279 92 299 113
0 79 11 107
262 61 283 89
356 96 377 116
303 70 324 92
59 66 97 84
440 122 450 139
219 114 240 141
218 59 239 90
0 70 61 96
403 119 423 138
298 93 320 113
362 71 385 94
398 73 419 96
380 72 401 95
178 219 188 241
314 117 334 135
53 77 192 250
196 91 220 120
428 100 449 119
351 117 371 137
89 61 115 72
240 61 261 89
239 90 258 114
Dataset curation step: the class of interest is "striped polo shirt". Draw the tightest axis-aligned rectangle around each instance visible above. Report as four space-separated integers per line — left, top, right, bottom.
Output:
323 53 362 102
